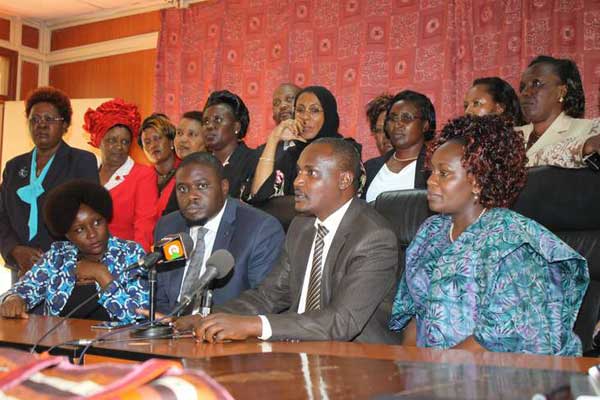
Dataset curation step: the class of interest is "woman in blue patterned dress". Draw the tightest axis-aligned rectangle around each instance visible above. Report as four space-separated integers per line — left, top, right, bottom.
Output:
389 115 589 356
0 180 148 323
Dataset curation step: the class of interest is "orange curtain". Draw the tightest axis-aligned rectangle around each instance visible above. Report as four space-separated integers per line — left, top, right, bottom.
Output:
154 0 600 160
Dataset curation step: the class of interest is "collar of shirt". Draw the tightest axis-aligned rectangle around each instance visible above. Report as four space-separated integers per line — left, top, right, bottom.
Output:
314 198 353 238
103 157 134 191
178 199 228 302
203 198 228 234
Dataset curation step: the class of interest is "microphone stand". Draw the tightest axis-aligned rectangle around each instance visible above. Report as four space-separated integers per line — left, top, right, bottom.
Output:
130 265 173 338
199 289 213 317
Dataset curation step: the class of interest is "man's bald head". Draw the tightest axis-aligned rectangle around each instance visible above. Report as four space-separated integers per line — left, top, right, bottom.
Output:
272 83 302 124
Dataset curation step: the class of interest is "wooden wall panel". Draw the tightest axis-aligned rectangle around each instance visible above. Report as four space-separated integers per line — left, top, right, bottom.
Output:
51 11 160 51
20 61 39 100
21 25 39 49
49 49 157 163
0 18 10 41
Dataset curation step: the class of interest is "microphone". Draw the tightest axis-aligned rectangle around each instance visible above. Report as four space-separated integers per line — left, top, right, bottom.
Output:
30 234 193 353
174 249 235 315
124 233 194 272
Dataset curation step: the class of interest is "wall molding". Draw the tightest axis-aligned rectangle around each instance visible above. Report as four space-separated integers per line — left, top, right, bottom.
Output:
45 0 202 30
46 32 159 66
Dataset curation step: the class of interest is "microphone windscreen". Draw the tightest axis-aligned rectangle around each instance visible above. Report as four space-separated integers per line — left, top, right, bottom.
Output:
179 232 195 257
206 249 235 278
142 252 162 267
159 232 195 262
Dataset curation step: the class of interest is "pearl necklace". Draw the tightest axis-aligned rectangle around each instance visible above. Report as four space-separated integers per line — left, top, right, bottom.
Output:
449 208 487 243
392 153 418 163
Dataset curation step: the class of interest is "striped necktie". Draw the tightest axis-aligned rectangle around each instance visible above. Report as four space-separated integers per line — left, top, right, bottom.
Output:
180 226 208 301
305 224 329 312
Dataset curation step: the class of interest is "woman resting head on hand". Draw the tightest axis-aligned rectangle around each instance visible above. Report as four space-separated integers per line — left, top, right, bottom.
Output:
389 114 589 356
0 180 148 322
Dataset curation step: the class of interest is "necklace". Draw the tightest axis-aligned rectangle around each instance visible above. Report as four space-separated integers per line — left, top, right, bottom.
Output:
392 153 418 163
157 168 176 192
449 208 487 243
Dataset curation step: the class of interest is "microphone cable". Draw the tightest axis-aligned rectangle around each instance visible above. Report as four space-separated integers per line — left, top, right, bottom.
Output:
30 268 145 354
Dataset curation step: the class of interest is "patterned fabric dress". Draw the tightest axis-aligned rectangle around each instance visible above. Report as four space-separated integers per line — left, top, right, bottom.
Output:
390 208 589 356
8 236 148 323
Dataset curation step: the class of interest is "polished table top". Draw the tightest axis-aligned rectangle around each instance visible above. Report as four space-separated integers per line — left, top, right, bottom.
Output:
184 353 585 400
1 316 598 399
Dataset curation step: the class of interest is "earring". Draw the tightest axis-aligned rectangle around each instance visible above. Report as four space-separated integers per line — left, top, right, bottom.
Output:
235 130 239 136
559 96 564 103
473 192 480 201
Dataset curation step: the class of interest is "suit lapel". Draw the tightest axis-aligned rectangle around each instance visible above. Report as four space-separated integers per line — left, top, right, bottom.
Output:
170 213 193 305
212 199 236 253
291 220 316 310
321 199 359 305
42 141 70 189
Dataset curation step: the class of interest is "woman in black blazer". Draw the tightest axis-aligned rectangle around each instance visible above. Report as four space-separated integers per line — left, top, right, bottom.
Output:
363 90 435 202
0 87 99 282
202 90 257 198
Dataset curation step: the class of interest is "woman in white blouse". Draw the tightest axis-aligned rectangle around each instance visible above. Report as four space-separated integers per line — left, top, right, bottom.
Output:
363 90 435 202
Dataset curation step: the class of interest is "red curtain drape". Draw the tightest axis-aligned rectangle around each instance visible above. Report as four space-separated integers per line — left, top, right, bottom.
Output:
154 0 600 160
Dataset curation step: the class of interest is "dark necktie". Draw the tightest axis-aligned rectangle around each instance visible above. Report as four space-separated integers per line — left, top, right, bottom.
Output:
180 226 208 301
305 224 329 311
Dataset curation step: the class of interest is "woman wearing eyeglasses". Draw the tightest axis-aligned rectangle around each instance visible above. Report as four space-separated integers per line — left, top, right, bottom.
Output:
247 86 348 204
0 86 99 283
363 90 435 203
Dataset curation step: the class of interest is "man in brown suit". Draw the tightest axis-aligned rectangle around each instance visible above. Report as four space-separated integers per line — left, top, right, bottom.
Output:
176 138 400 343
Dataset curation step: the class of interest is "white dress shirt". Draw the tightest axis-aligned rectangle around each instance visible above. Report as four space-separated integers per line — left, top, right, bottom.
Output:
259 199 353 339
103 156 134 191
177 200 227 302
365 160 417 202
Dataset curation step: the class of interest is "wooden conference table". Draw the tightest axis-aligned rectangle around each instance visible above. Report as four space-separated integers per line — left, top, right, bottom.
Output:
0 315 598 399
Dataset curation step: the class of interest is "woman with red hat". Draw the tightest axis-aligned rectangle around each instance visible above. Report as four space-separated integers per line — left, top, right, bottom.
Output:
83 99 157 251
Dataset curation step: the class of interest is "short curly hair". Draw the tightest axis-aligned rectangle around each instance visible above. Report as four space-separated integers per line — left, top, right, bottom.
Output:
138 113 176 148
384 90 436 141
365 93 393 132
203 90 250 139
528 55 585 118
427 115 527 208
472 77 525 126
43 180 113 238
25 86 73 128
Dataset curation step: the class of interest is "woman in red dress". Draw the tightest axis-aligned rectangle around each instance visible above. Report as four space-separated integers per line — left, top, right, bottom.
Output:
83 99 157 251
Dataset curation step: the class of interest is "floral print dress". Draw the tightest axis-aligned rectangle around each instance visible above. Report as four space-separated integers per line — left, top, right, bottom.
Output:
9 236 148 323
390 208 589 356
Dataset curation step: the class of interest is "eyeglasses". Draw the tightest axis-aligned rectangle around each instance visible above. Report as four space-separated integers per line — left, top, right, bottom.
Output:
387 112 422 125
28 115 64 126
295 107 323 118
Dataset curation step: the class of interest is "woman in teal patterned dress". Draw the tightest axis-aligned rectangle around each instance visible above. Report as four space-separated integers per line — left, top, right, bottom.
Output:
389 115 589 356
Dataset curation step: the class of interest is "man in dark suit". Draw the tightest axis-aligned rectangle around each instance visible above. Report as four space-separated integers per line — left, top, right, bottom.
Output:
154 152 285 314
175 138 400 344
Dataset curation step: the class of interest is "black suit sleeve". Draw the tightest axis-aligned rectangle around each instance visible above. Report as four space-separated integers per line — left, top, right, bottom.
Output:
74 151 100 183
0 165 20 266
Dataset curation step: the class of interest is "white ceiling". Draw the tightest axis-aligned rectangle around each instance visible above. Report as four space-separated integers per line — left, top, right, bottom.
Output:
0 0 166 23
